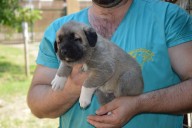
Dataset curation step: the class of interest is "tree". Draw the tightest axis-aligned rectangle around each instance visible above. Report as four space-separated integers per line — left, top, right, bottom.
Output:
0 0 42 77
0 0 42 32
0 0 20 28
15 8 42 25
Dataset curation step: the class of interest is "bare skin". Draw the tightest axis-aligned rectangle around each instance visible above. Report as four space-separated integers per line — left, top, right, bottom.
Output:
27 0 192 127
27 64 87 118
89 0 132 39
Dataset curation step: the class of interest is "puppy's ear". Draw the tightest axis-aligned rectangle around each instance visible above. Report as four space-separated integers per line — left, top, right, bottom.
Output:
54 41 58 53
83 27 97 47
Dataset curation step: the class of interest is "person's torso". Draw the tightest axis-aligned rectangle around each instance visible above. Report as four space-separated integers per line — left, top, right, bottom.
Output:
57 0 184 127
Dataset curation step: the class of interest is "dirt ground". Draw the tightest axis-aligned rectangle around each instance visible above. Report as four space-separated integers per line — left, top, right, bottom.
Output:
0 95 58 128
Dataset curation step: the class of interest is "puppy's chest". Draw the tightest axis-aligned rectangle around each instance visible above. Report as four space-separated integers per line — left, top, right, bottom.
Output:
80 60 100 72
80 63 89 72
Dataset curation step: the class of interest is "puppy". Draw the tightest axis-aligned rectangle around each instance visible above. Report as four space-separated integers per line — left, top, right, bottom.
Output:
51 21 143 109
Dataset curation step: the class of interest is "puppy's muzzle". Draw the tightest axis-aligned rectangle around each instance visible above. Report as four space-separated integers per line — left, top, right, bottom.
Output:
60 48 74 62
59 46 83 62
60 48 68 56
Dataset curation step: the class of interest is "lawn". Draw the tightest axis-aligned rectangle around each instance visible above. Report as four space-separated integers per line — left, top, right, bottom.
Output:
0 44 58 128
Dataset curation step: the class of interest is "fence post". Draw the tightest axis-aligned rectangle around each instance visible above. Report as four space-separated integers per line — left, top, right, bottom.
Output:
22 22 30 77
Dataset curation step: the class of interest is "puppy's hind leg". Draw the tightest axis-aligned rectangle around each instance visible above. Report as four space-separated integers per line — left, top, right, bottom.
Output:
79 62 115 108
96 90 115 116
115 71 143 97
96 89 115 106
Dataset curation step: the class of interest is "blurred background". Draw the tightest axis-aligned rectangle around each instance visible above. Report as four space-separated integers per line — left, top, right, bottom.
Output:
0 0 191 128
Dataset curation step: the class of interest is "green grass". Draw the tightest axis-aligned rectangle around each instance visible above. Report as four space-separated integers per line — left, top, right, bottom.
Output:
0 44 58 128
0 45 34 98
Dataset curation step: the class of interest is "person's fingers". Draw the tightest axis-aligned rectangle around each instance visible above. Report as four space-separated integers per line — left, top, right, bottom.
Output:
88 113 116 124
87 118 117 128
71 64 83 76
96 100 118 115
70 64 89 86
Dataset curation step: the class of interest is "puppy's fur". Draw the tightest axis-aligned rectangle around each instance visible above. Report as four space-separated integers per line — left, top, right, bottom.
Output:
52 21 143 108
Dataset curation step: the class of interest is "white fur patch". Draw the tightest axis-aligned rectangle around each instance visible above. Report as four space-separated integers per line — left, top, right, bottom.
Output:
51 75 67 91
79 86 97 109
82 64 88 72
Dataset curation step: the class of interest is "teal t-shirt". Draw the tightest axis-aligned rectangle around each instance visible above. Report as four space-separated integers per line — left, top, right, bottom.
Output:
36 0 192 127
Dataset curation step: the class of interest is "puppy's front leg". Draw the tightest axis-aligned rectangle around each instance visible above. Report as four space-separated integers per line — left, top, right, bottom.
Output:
51 62 72 91
79 86 97 109
79 63 115 108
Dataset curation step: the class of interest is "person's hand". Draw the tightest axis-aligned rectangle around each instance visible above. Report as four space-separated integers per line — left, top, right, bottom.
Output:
64 64 89 96
87 96 141 128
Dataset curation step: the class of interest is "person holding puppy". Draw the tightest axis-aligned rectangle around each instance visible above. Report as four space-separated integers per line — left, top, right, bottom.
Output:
27 0 192 127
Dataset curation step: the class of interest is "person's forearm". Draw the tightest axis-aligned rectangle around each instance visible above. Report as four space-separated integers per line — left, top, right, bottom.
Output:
138 78 192 114
27 84 79 118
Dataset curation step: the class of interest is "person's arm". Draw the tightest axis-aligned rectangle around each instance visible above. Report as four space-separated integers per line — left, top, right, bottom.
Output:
27 64 87 118
87 42 192 127
140 41 192 114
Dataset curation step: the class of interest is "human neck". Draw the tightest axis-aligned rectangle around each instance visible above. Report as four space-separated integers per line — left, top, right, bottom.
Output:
88 0 132 39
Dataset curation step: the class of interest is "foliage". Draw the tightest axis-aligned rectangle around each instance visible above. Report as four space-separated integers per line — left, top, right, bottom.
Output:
15 8 42 24
0 0 20 28
0 0 42 31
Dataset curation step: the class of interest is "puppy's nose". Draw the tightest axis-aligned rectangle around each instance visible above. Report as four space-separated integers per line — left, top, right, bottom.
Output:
61 49 68 56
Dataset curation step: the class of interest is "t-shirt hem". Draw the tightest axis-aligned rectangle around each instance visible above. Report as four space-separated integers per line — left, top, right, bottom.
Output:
168 35 192 47
36 59 59 69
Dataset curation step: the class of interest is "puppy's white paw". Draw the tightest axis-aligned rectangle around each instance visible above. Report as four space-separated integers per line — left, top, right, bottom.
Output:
51 75 67 91
79 95 91 109
79 86 97 109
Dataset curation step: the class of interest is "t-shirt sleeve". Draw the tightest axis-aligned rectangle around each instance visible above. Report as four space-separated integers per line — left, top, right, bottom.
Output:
36 23 60 69
165 4 192 47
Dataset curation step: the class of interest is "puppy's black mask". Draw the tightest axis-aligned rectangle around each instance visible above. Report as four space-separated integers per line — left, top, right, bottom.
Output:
54 27 97 63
